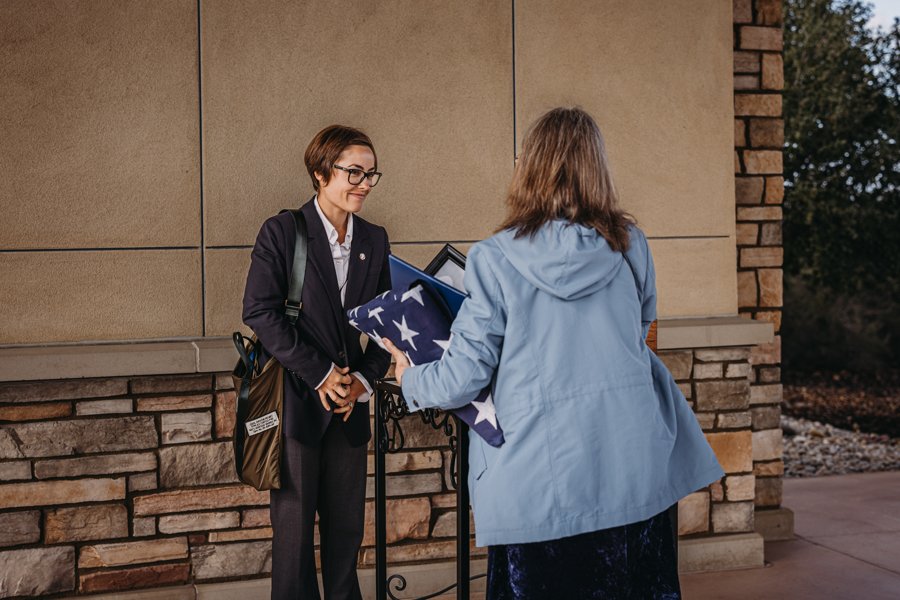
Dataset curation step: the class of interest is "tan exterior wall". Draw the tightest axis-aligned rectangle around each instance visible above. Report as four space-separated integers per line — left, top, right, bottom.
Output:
1 0 736 344
516 0 736 239
0 0 200 252
0 251 203 343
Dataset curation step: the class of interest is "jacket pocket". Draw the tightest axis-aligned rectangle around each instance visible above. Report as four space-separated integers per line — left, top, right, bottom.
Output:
467 439 488 505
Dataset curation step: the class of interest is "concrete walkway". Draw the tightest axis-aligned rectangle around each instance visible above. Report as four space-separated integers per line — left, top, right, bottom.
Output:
682 471 900 599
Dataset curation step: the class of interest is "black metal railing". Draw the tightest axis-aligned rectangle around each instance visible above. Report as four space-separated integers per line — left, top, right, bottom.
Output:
374 379 485 600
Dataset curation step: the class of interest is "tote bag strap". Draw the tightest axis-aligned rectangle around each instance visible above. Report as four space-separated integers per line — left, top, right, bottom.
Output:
283 209 309 324
621 251 658 352
621 252 642 303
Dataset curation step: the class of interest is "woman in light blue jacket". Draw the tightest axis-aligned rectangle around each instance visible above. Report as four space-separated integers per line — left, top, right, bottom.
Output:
384 107 723 599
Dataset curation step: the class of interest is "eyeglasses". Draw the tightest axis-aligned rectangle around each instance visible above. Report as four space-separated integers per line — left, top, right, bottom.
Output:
333 164 382 187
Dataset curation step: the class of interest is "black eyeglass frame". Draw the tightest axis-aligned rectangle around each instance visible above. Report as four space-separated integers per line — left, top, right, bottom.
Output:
333 164 382 187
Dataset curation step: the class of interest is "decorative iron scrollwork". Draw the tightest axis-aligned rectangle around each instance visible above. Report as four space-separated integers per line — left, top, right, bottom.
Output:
374 379 478 599
376 379 459 489
385 574 408 600
386 573 487 600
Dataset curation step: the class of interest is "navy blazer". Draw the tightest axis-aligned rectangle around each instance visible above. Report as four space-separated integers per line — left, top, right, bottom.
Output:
242 198 392 447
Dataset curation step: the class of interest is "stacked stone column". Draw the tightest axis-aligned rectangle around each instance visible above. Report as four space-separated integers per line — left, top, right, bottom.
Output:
733 0 788 537
661 347 764 570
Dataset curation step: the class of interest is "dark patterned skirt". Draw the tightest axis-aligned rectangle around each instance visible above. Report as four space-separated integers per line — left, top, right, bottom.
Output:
486 508 680 600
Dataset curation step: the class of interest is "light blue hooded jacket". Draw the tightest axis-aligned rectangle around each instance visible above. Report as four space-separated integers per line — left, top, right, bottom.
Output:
401 221 724 546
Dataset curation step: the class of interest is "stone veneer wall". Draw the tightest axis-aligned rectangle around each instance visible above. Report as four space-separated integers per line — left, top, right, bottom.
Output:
663 348 766 543
0 373 484 598
1 345 766 597
732 0 786 521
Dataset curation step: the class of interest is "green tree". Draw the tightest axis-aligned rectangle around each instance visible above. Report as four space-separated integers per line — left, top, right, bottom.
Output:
784 0 899 295
783 0 900 370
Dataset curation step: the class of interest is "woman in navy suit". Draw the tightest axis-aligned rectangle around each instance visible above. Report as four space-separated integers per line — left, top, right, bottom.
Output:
242 125 392 600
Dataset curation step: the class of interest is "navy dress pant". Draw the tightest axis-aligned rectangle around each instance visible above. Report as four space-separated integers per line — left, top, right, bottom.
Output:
270 417 367 600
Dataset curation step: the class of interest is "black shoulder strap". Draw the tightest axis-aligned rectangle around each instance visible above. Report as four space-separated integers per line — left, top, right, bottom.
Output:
284 210 308 324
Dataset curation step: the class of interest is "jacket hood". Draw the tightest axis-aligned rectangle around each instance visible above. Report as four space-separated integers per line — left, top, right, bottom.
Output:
494 220 625 300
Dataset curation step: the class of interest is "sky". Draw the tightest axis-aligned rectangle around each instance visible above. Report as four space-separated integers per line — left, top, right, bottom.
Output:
868 0 900 30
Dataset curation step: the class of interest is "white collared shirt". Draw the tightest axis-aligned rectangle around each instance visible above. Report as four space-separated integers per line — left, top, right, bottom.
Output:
313 197 373 403
314 197 353 305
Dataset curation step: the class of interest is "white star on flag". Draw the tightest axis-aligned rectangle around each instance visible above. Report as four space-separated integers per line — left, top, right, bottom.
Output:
405 351 416 367
401 286 425 306
345 274 505 447
369 330 387 350
471 394 498 429
393 315 420 351
368 306 385 326
434 336 452 357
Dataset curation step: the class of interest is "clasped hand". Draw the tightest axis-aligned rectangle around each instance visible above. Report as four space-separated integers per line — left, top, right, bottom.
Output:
316 366 367 422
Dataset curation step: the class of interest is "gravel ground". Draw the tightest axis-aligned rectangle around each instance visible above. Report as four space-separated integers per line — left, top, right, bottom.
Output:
783 371 900 438
782 415 900 478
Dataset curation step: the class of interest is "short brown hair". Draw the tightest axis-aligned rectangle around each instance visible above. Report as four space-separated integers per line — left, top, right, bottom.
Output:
304 125 377 191
498 107 634 252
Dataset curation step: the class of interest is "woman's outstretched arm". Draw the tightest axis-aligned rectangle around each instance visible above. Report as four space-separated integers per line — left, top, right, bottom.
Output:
385 244 507 411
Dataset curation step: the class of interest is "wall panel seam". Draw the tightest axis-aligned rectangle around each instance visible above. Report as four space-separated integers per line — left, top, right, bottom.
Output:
200 235 736 249
0 247 200 253
197 0 207 337
512 0 517 154
646 235 732 241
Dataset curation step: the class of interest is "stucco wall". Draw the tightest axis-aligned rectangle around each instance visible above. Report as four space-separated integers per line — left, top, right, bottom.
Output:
0 0 736 345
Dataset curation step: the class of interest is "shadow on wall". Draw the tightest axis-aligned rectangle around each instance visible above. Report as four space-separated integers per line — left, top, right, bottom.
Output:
782 275 900 374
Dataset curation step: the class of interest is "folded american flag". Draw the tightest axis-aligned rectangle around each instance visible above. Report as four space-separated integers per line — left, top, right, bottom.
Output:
348 282 505 447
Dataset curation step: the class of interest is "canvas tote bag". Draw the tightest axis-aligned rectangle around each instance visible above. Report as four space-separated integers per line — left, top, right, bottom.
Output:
231 209 307 491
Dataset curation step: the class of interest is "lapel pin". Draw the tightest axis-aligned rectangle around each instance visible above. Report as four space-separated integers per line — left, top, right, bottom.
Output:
359 253 366 261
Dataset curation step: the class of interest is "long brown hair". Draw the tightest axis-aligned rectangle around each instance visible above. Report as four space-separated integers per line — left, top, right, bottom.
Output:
498 107 634 252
